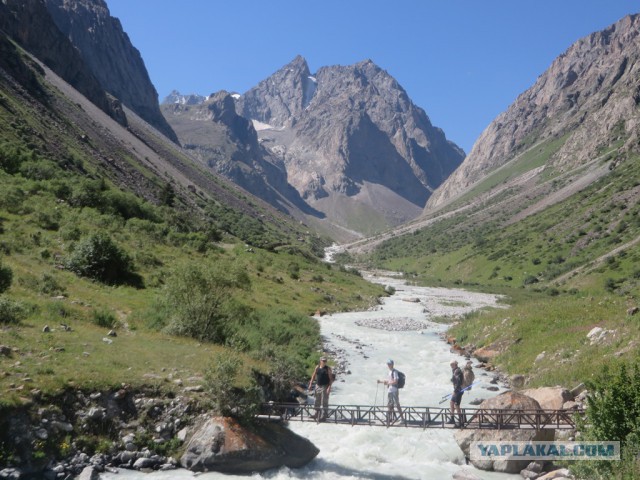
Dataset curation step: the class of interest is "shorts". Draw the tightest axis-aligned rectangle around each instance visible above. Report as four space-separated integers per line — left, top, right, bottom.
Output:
387 390 400 407
451 390 463 405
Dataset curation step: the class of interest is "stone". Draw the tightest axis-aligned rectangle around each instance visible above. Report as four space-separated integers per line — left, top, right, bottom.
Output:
77 466 99 480
452 469 483 479
473 347 500 363
537 469 572 480
520 469 541 479
454 391 555 474
510 374 525 388
180 416 319 474
520 386 573 410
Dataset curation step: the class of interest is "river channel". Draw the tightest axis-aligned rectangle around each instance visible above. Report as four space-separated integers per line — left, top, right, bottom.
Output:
100 270 520 480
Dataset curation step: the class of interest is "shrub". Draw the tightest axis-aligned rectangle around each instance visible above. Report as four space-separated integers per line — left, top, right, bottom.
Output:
204 352 262 420
65 233 137 285
0 296 27 324
161 261 250 343
0 261 12 293
91 309 117 329
572 362 640 479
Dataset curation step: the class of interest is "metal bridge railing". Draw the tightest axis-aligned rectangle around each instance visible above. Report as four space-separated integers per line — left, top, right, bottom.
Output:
259 402 582 430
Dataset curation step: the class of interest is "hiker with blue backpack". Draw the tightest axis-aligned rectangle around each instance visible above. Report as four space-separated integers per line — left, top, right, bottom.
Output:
378 359 404 424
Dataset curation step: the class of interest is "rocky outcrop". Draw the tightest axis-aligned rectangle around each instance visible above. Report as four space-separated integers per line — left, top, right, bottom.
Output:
427 14 640 210
0 0 126 127
454 391 555 473
237 55 313 128
44 0 178 142
0 389 318 479
180 416 319 474
162 91 320 217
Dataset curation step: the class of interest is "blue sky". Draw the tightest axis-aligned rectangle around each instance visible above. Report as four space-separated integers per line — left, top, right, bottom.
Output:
106 0 638 153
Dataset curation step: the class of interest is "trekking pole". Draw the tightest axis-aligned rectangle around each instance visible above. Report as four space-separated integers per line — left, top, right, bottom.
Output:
374 382 379 407
438 381 479 404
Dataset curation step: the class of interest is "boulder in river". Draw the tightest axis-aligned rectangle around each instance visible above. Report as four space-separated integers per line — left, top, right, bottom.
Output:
454 391 555 474
180 416 319 474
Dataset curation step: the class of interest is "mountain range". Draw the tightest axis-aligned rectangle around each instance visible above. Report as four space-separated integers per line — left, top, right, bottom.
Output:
162 55 464 240
2 0 638 274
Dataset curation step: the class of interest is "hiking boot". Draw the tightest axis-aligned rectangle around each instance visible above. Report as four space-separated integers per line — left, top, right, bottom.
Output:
447 417 455 424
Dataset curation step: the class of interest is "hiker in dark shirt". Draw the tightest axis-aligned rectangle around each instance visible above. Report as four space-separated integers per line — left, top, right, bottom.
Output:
308 356 333 421
449 360 464 428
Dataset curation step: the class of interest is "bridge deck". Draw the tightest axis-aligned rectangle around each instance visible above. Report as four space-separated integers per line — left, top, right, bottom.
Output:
260 403 580 430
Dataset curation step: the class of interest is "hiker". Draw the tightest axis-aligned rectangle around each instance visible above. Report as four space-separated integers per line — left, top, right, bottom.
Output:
378 359 403 423
308 356 333 421
449 360 464 428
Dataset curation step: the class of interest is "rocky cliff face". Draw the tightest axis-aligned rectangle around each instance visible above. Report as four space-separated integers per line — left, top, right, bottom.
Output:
0 0 126 127
162 91 318 217
187 56 464 238
427 14 640 209
44 0 178 143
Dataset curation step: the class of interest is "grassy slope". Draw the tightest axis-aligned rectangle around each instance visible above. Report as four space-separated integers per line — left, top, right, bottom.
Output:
359 139 640 388
0 41 385 406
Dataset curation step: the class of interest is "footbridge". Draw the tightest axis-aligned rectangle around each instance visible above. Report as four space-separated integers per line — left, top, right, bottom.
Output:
259 403 581 431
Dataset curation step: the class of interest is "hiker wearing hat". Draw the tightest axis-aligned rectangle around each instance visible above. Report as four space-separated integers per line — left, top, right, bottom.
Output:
449 360 464 428
308 356 333 421
378 359 403 424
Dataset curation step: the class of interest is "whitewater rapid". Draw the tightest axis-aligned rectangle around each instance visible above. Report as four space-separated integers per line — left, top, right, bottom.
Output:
99 271 519 480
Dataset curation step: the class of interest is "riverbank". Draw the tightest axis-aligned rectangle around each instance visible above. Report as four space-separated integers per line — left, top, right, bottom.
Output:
0 271 519 480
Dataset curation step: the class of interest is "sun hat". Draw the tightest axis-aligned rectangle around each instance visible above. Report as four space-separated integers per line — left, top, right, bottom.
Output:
386 359 394 365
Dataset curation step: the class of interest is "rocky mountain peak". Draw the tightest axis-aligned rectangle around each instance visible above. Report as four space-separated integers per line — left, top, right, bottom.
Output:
0 0 127 126
426 13 640 210
164 90 207 106
44 0 178 142
165 55 463 239
237 55 313 127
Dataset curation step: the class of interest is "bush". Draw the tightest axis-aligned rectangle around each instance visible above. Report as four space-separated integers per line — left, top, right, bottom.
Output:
204 352 262 420
0 261 12 293
572 362 640 479
91 309 117 329
65 233 137 285
0 296 27 324
161 261 250 343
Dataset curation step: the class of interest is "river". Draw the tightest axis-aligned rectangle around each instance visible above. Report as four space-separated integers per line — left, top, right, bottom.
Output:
99 270 520 480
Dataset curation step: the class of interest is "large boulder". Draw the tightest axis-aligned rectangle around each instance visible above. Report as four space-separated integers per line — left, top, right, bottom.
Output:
180 416 319 474
454 391 555 474
519 386 573 410
473 346 500 363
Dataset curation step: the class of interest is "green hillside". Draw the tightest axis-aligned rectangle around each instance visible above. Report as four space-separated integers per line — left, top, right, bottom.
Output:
356 142 640 388
0 37 384 407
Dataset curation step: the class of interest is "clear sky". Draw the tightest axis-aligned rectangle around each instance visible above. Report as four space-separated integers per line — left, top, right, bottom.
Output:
106 0 638 153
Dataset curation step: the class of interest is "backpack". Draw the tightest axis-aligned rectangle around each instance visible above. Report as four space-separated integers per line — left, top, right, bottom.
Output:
395 370 406 389
462 367 475 389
